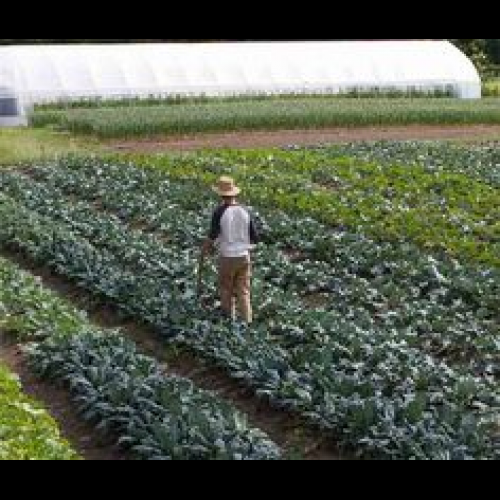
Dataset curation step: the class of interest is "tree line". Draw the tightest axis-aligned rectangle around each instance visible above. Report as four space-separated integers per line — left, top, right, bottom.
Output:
450 39 500 74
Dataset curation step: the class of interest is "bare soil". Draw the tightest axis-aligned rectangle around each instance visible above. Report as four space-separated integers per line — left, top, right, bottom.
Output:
108 125 500 152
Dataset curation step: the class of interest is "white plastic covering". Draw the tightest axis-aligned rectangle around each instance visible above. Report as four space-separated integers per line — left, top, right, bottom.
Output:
0 41 482 125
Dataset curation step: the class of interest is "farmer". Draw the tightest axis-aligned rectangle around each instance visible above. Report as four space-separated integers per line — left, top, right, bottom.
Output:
202 176 259 325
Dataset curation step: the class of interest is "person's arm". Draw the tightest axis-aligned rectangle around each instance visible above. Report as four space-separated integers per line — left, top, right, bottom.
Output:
249 214 260 246
203 206 223 256
202 238 214 256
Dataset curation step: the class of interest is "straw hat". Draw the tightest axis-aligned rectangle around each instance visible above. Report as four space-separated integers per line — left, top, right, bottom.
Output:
213 176 241 197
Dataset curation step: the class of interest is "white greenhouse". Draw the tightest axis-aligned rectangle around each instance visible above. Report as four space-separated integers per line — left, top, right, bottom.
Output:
0 40 482 126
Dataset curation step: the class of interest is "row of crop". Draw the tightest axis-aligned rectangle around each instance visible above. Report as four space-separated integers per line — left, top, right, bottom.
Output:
34 90 465 114
0 363 78 460
0 192 497 459
31 98 500 138
0 256 87 342
13 165 499 369
316 141 500 188
0 256 281 460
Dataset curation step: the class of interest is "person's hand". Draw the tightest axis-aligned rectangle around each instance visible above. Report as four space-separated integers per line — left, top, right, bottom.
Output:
202 239 214 257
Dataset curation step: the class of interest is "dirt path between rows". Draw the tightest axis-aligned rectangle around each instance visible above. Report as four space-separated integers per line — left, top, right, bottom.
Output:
0 337 128 461
109 125 500 152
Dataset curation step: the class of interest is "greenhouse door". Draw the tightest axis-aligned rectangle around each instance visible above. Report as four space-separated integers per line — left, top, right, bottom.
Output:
0 95 25 126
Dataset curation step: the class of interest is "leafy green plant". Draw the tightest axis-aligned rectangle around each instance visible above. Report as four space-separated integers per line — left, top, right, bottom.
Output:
0 364 78 460
0 257 87 341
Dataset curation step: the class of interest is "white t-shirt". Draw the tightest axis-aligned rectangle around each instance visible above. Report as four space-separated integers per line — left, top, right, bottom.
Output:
209 204 259 258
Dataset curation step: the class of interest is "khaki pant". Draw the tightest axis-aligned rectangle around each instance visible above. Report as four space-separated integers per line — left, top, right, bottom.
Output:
219 256 253 324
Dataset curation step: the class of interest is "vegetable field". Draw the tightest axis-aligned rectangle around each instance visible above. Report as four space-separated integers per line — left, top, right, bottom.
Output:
0 140 498 460
32 98 500 138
